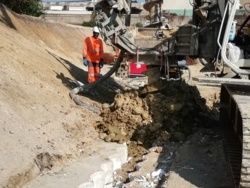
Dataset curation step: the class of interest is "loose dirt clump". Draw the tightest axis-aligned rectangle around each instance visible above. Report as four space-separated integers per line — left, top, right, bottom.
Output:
96 83 212 145
95 91 153 181
34 152 64 172
96 91 152 143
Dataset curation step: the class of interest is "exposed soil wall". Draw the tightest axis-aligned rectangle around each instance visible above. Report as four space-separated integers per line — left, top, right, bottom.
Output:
0 5 100 187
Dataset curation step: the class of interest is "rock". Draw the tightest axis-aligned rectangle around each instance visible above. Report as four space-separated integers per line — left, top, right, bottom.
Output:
141 112 150 121
99 133 106 139
137 141 143 145
151 169 165 179
132 106 143 115
110 132 116 138
114 94 125 108
149 146 163 153
104 136 111 142
121 128 127 136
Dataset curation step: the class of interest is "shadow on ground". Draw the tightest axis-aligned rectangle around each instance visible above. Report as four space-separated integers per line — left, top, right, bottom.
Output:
0 4 17 30
47 50 123 103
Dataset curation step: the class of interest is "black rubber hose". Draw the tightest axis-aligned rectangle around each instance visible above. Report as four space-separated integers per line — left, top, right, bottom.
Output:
69 50 125 109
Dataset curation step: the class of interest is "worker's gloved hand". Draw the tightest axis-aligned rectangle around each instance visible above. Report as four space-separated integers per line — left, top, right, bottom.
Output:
83 58 88 67
99 59 104 68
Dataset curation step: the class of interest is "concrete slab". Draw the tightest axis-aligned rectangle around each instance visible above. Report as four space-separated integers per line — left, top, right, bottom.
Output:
24 142 127 188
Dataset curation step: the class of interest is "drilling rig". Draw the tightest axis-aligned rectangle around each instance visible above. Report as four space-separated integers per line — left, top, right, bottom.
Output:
71 1 249 186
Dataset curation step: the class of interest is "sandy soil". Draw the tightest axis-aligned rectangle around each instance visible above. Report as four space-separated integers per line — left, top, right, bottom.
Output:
0 5 103 187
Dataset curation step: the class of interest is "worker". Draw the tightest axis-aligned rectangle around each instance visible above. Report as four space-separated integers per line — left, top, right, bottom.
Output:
83 26 104 83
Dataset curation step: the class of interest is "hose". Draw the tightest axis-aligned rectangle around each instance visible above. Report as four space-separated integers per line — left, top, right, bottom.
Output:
69 51 125 110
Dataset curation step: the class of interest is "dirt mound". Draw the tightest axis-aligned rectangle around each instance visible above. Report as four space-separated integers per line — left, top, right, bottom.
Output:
97 91 152 143
96 83 212 145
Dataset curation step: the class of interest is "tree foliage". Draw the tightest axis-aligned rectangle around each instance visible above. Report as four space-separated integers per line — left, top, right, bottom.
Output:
82 21 95 27
0 0 43 16
135 22 143 27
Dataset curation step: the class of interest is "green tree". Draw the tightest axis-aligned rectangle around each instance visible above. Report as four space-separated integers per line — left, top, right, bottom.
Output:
0 0 43 16
82 21 95 27
135 22 143 27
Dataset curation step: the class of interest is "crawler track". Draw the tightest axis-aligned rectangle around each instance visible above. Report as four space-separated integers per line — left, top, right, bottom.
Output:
220 84 250 187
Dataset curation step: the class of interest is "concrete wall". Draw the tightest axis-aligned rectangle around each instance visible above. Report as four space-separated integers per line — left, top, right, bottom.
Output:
42 14 92 25
50 6 63 11
42 13 146 26
162 0 192 10
42 13 191 27
162 0 193 16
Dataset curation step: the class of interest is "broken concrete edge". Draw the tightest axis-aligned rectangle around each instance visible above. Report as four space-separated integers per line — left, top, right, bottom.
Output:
79 143 128 188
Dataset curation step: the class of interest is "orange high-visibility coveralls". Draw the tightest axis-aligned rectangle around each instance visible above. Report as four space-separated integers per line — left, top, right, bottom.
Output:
83 36 104 83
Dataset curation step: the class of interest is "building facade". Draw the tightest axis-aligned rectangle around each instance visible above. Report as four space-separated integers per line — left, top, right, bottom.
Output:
161 0 193 16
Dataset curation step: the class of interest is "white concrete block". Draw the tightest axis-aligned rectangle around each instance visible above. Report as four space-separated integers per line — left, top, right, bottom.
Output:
116 143 128 163
109 154 122 171
78 182 94 188
90 171 105 188
101 161 114 185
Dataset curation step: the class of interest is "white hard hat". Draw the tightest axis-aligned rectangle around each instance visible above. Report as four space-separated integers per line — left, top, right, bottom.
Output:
93 26 100 33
